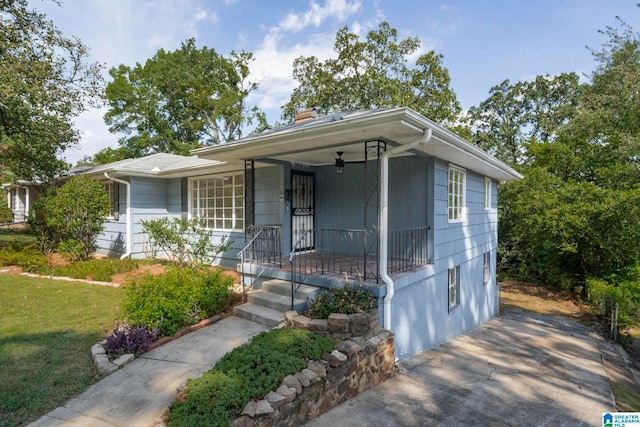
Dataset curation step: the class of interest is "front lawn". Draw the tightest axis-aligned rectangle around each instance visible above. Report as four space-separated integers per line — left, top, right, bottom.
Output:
0 274 124 427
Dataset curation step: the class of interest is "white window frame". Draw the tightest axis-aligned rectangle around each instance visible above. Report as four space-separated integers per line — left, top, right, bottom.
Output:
448 165 466 222
189 173 244 231
448 266 460 312
104 181 118 219
483 252 491 284
484 177 492 210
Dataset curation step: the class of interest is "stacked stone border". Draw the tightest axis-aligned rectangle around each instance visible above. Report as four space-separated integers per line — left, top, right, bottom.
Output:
287 309 381 339
91 315 222 374
233 309 395 426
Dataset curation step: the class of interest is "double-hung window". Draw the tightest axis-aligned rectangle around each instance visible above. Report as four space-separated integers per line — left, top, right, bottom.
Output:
190 174 244 230
448 165 465 222
448 266 460 312
104 181 119 220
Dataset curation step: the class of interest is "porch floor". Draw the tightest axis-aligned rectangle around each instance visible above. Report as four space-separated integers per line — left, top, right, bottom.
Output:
252 251 429 287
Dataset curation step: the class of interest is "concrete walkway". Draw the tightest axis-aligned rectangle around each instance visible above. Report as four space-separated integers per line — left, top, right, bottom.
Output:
306 312 621 427
29 316 268 427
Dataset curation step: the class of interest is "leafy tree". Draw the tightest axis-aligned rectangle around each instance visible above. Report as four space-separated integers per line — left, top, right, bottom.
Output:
467 73 580 166
496 19 640 297
28 175 109 260
282 22 460 124
104 38 265 158
0 0 104 182
83 147 131 166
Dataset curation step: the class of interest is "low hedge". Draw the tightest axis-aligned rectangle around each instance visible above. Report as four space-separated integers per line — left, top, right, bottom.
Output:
167 328 336 427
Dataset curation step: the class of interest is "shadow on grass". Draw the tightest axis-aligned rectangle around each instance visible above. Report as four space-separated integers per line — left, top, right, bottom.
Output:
0 330 104 427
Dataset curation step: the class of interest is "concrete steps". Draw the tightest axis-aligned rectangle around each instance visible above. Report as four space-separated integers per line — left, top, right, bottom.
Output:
233 279 321 328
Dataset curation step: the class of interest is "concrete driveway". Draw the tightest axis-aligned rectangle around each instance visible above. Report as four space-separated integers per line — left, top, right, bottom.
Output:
306 312 618 427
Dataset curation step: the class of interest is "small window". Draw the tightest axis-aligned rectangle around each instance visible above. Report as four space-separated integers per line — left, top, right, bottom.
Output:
484 177 491 210
448 266 460 312
448 165 465 222
483 252 490 284
104 182 118 219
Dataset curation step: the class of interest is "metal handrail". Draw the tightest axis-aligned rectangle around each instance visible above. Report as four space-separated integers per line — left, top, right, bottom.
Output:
238 225 282 294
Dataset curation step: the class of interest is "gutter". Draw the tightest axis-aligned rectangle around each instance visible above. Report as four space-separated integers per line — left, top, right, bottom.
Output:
380 128 433 330
104 173 132 259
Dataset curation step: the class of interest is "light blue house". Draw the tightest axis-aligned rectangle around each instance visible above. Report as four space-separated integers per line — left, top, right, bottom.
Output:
87 107 522 359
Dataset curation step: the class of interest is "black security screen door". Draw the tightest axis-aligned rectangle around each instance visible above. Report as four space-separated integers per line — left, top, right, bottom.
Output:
291 171 314 251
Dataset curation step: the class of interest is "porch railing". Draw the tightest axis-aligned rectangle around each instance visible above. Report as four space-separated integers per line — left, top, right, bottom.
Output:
289 226 432 286
239 225 282 267
289 228 377 283
387 226 431 274
238 225 282 293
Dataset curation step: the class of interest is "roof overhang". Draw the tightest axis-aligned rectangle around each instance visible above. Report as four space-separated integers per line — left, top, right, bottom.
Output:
84 154 229 180
192 107 523 182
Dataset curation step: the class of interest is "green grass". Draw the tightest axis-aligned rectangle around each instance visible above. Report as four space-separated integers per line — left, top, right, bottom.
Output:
611 382 640 412
0 274 125 427
0 227 35 247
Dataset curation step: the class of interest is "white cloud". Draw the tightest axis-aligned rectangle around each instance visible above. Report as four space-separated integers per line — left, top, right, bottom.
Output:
195 9 219 23
62 107 116 166
278 0 362 32
246 0 366 122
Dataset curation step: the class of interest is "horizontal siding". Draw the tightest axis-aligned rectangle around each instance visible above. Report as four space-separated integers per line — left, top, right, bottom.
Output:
391 251 498 359
432 159 497 272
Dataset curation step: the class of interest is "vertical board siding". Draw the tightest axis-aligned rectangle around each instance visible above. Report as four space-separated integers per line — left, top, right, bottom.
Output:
315 162 364 230
254 165 283 226
388 156 429 230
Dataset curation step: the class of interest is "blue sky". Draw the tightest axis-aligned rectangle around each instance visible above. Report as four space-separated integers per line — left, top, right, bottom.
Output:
29 0 640 165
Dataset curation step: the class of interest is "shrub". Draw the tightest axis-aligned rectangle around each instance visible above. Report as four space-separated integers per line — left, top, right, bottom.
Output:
306 284 377 319
141 217 233 266
587 266 640 330
103 323 158 357
122 267 234 337
167 328 335 427
57 239 84 263
0 196 13 223
28 175 109 260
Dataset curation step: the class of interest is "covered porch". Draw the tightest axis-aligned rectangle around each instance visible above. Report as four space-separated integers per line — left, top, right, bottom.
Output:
239 224 432 288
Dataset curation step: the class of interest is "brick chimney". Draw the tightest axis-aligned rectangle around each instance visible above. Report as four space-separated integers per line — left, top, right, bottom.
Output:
294 107 318 124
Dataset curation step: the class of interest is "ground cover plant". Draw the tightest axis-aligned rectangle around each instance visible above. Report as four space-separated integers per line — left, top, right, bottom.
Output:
306 284 376 319
0 274 124 427
167 328 336 427
47 257 145 282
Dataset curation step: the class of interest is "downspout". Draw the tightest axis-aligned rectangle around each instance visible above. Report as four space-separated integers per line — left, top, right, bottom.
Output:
104 173 132 260
381 128 432 330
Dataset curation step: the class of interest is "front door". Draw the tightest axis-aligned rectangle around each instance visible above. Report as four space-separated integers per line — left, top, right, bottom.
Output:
291 171 314 251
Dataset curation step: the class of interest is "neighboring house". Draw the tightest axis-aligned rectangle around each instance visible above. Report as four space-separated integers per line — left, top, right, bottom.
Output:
2 181 38 223
1 167 93 224
87 107 521 359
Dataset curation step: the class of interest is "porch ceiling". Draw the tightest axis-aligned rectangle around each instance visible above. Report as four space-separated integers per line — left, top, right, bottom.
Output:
193 108 523 182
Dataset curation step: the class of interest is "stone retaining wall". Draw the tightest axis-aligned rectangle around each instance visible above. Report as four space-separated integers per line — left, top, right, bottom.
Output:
233 313 395 427
286 309 381 340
